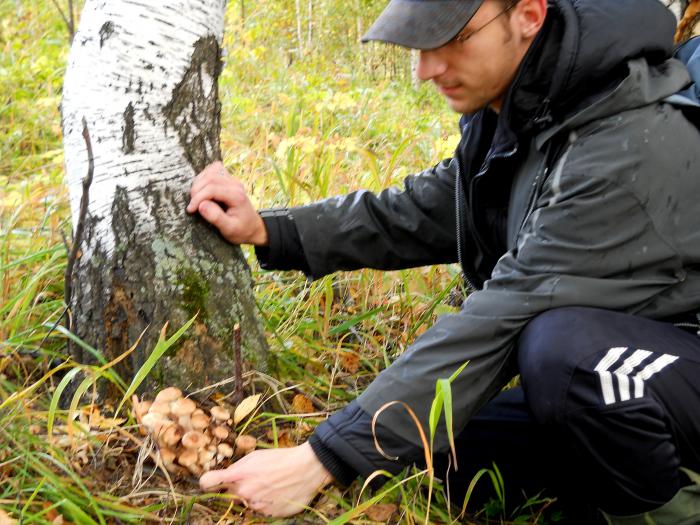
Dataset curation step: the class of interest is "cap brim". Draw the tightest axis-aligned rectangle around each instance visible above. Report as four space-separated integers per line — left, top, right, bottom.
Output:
361 0 482 50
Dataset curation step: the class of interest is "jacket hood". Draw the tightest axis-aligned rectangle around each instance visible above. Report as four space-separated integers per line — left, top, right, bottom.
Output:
503 0 679 135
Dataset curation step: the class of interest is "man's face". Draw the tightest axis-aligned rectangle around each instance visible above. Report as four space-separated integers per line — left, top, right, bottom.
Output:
416 0 535 114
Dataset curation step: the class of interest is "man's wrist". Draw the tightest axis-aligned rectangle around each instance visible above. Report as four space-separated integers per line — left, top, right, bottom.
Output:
308 433 357 486
300 441 335 488
251 214 269 246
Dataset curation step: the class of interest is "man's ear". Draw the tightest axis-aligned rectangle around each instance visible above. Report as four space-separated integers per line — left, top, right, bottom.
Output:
514 0 548 39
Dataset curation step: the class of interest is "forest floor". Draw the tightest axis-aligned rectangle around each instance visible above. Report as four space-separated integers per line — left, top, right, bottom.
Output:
0 1 562 523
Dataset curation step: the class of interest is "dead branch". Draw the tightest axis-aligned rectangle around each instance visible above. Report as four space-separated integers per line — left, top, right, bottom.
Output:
233 323 244 404
49 0 75 42
64 117 94 338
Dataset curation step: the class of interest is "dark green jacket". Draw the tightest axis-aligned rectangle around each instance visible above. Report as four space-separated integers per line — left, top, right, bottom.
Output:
258 0 700 482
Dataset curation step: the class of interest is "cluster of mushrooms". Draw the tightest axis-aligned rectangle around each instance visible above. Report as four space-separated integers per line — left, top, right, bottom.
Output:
133 387 257 476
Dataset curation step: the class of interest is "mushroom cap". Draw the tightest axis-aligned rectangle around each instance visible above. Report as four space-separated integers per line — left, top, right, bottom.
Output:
171 397 197 417
159 447 177 465
132 396 152 435
148 401 172 416
181 430 208 450
191 413 210 431
187 463 203 476
199 449 216 464
155 387 183 403
211 425 229 440
235 434 257 455
142 412 171 433
193 408 205 416
178 449 198 467
178 415 193 432
217 443 234 458
210 406 230 421
160 424 184 447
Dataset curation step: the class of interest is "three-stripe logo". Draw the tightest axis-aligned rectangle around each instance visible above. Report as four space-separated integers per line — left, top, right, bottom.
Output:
594 347 679 405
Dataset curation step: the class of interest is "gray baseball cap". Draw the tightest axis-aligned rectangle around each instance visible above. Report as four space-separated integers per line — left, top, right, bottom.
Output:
361 0 485 50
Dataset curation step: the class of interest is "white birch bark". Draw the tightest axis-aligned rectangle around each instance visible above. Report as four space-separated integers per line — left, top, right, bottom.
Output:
62 0 267 394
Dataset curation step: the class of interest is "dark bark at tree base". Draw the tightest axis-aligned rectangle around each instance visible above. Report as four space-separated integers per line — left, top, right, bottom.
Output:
71 185 268 398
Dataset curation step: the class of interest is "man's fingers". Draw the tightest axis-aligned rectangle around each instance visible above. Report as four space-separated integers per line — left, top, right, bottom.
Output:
197 201 229 231
190 161 241 198
188 181 243 214
199 465 243 492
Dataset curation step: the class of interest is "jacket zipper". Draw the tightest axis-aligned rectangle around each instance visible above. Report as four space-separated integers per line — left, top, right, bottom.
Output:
455 146 517 290
455 160 479 291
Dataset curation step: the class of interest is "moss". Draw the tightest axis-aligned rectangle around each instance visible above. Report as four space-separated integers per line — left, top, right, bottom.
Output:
177 266 209 321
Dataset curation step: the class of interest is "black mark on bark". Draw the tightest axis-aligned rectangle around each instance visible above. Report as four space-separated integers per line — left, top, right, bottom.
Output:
122 102 135 154
163 36 222 173
99 21 115 48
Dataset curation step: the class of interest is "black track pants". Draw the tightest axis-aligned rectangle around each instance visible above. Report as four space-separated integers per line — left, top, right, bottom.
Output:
437 307 700 521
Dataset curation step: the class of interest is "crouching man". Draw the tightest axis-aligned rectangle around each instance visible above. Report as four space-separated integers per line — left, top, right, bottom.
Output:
189 0 700 522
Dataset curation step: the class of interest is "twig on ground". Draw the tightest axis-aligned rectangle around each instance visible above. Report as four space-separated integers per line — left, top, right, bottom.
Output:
233 323 244 404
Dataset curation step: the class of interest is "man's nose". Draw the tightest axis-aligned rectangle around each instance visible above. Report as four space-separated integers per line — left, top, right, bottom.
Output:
416 50 448 82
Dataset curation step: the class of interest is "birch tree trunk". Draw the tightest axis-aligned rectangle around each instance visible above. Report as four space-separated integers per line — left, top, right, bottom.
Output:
61 0 268 397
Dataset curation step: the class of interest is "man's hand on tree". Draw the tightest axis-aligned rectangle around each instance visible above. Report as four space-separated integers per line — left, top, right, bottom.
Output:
199 442 334 518
188 161 269 246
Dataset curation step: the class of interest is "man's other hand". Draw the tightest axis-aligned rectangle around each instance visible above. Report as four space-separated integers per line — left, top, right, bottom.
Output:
187 161 269 246
199 442 334 518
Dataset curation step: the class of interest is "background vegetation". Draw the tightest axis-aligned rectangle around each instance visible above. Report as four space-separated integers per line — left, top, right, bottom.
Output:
5 0 664 522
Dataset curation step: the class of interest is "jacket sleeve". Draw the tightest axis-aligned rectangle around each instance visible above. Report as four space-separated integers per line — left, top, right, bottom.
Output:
315 134 685 474
266 158 460 279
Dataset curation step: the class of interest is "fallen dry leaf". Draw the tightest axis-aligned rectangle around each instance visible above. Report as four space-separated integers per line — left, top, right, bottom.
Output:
291 394 314 414
233 394 262 425
0 509 16 525
276 430 294 448
364 503 397 522
340 351 360 374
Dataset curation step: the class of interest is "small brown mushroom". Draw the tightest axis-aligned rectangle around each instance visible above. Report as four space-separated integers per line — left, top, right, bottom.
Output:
159 424 184 447
199 448 216 465
178 416 192 431
155 387 183 403
181 430 208 450
158 447 177 472
142 412 171 434
178 448 198 468
148 401 172 417
217 443 234 462
132 395 152 435
191 413 210 431
171 397 197 417
193 408 205 416
235 434 257 455
210 405 231 422
211 425 229 441
188 463 203 476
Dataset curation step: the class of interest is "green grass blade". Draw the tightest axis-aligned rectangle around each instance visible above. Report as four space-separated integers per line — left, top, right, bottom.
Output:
457 468 491 521
47 366 82 437
437 378 456 463
114 315 197 417
59 497 100 525
46 324 108 366
329 306 383 335
428 380 444 452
